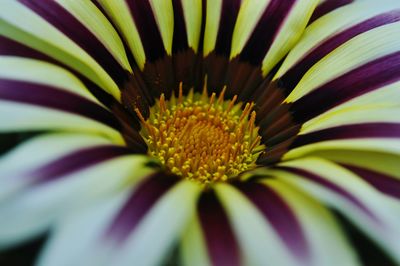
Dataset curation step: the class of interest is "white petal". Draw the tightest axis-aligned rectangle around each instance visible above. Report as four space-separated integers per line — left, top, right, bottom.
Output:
0 1 120 99
37 191 131 266
113 180 201 266
0 133 113 200
180 215 211 266
0 154 150 249
270 157 400 263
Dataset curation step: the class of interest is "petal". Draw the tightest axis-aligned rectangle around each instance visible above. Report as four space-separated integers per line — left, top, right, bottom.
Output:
260 0 319 76
215 182 359 266
290 50 400 123
299 102 400 134
291 123 400 149
309 0 355 23
0 135 150 248
108 177 201 266
96 0 169 68
0 1 121 99
285 138 400 160
340 163 400 200
202 0 318 102
196 190 241 266
203 0 318 77
284 20 400 108
294 41 400 131
0 35 56 61
276 0 400 90
285 119 400 160
179 0 202 52
0 101 121 143
235 182 310 262
36 189 132 266
293 149 400 199
0 133 116 200
230 0 318 75
51 0 133 76
0 35 116 106
95 0 144 69
105 173 180 243
292 149 400 180
0 57 122 142
0 35 119 107
261 179 360 266
269 157 400 263
203 0 240 57
0 56 97 101
20 0 132 84
180 214 211 266
230 0 274 60
215 183 296 266
38 175 200 266
149 0 174 56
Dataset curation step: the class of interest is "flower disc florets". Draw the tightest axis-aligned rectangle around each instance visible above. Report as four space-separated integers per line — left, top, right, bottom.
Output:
136 84 264 184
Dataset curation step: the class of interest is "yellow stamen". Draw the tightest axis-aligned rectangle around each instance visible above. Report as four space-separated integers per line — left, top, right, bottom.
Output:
217 86 227 104
136 86 264 184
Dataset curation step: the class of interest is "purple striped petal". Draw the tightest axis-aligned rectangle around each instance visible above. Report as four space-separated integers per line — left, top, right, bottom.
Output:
201 0 242 96
105 172 179 243
291 51 400 122
19 0 129 84
0 36 59 64
281 10 400 93
214 0 241 56
291 123 400 148
0 35 120 109
172 0 189 52
0 36 149 152
198 190 241 266
235 182 310 262
257 142 292 166
170 0 203 94
126 0 166 62
127 0 176 99
0 36 149 153
30 145 133 184
0 37 148 151
239 0 296 65
276 166 381 224
309 0 354 24
340 163 400 199
0 79 120 129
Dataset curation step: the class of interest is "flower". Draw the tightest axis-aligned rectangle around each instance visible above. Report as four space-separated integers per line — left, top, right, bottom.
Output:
1 0 400 265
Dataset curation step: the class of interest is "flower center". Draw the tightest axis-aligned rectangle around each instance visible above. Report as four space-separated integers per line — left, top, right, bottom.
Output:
135 85 264 183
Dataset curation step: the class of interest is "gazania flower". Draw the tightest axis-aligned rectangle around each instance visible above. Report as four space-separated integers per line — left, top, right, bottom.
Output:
1 0 400 265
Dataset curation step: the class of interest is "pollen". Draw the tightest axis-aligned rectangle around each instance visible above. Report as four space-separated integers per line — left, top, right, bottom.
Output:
135 83 264 184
